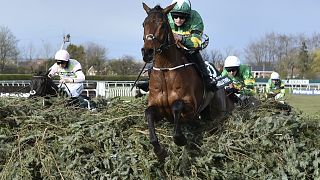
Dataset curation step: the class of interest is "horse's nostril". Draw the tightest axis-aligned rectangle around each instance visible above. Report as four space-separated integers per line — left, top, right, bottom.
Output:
146 48 154 55
142 48 154 57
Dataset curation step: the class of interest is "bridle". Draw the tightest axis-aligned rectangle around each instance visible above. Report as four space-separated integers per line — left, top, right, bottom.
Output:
142 9 175 59
29 76 48 96
29 75 58 96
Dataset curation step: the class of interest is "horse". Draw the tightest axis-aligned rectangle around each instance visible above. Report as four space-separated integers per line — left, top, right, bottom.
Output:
29 72 97 110
29 72 59 98
141 3 231 160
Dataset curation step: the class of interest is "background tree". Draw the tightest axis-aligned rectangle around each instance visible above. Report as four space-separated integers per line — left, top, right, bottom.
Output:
297 41 310 78
311 49 320 78
84 42 108 75
67 44 86 72
107 56 143 76
0 26 19 72
40 41 55 71
208 49 224 65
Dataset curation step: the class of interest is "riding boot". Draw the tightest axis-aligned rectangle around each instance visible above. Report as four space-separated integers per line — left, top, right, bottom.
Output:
191 52 217 91
136 80 149 92
136 65 152 92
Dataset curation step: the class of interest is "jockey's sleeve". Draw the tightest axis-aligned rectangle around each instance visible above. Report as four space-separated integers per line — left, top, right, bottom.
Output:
73 70 85 83
242 66 255 89
183 11 204 49
182 29 203 49
47 64 58 78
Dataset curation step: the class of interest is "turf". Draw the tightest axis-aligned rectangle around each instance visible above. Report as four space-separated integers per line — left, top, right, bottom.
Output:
285 94 320 115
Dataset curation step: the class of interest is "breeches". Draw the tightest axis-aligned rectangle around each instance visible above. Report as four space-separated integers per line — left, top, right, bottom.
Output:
61 83 84 97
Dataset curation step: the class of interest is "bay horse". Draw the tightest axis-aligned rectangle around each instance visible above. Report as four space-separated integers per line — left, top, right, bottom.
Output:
141 3 230 160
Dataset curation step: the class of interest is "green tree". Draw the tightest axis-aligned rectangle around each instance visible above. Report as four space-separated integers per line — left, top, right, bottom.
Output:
311 49 320 77
297 41 310 78
0 26 19 72
107 56 144 76
67 44 87 72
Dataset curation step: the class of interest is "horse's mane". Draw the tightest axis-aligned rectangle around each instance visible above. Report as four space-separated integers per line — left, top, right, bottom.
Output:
148 5 166 15
153 5 162 10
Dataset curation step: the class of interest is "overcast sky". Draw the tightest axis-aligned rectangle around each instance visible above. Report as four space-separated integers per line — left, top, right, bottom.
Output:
0 0 319 60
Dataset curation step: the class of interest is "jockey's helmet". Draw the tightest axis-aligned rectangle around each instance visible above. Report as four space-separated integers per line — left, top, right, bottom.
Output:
170 0 191 17
55 50 70 62
224 56 241 68
271 72 280 80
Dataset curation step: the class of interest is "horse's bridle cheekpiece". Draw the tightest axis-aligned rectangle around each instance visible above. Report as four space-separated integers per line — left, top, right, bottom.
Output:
142 8 175 62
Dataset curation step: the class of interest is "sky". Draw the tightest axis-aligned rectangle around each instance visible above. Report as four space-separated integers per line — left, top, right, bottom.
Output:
0 0 319 61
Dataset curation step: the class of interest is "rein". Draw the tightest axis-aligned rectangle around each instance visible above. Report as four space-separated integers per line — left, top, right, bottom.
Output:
30 76 48 96
143 10 175 56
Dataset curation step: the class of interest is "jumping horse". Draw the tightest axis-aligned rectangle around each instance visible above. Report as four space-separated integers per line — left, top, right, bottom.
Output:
141 3 230 160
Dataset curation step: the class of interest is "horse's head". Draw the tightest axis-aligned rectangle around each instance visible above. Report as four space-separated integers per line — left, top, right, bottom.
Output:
29 72 58 97
141 3 176 63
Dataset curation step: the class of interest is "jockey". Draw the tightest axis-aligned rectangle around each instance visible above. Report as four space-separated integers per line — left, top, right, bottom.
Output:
136 0 216 92
168 0 216 91
221 56 256 103
48 50 85 97
265 72 285 101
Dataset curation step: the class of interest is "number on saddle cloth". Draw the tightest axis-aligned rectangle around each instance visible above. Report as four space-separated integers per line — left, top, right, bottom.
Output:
205 61 218 78
205 61 232 89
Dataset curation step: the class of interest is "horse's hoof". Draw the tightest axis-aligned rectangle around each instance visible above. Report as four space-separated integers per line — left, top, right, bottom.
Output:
154 146 167 161
174 135 187 146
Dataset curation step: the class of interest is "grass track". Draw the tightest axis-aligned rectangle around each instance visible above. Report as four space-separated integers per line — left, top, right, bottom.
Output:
286 94 320 115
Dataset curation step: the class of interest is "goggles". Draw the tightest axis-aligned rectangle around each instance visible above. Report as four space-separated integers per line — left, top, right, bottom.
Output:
225 67 239 72
56 61 67 65
172 14 186 20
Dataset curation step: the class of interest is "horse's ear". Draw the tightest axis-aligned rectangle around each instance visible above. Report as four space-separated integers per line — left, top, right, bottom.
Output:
142 2 151 14
163 2 176 15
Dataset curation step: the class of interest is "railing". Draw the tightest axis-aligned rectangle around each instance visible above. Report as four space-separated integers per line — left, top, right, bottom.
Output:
0 80 136 98
255 82 320 94
1 80 320 98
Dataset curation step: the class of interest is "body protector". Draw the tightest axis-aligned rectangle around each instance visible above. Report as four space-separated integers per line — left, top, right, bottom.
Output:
221 64 256 96
48 59 85 97
168 5 215 90
265 78 285 100
168 9 204 49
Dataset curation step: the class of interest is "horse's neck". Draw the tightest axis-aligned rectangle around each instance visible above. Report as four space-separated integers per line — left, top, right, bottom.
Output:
154 47 187 68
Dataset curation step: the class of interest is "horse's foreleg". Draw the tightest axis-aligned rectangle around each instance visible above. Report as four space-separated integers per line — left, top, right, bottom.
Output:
172 100 187 146
145 106 167 161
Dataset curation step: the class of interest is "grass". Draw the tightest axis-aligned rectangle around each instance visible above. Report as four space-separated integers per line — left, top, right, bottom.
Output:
285 94 320 115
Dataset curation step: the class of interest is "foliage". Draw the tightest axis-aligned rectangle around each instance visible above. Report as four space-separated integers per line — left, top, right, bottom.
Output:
244 32 320 78
297 42 311 78
0 26 19 72
83 42 108 75
0 74 33 80
0 74 147 81
0 97 319 179
107 57 145 76
85 75 146 81
67 44 86 67
311 49 320 76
